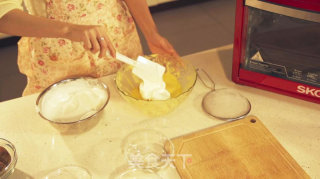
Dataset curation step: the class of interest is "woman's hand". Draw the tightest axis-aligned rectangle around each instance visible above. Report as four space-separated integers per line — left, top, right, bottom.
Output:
65 24 116 58
0 9 115 58
123 0 178 57
146 33 179 57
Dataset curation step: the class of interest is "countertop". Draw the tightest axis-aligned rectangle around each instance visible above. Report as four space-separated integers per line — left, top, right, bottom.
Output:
0 44 319 178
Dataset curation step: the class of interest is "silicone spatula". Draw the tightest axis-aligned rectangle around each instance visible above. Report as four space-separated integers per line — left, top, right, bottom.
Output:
115 52 170 100
115 52 166 82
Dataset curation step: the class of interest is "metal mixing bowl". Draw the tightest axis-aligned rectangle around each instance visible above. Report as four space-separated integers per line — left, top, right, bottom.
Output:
115 54 197 116
36 77 110 125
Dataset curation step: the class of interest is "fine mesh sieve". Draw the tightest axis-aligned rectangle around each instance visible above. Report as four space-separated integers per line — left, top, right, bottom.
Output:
197 69 251 121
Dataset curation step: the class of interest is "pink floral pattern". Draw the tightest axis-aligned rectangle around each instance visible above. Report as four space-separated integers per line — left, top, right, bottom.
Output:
117 14 122 21
128 17 133 23
47 0 53 7
38 60 45 66
43 47 50 53
97 3 104 10
67 4 75 11
58 39 66 46
49 54 58 61
18 0 143 96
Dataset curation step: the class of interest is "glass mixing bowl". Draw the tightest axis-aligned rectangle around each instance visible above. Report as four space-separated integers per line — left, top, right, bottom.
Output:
122 129 174 170
115 54 197 116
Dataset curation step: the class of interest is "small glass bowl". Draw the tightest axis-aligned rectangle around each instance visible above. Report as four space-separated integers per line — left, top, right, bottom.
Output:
116 54 197 116
117 168 162 179
122 129 174 170
43 165 92 179
0 138 17 178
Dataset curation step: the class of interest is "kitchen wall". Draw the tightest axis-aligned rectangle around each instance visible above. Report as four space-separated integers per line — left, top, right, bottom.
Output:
0 33 10 40
147 0 176 6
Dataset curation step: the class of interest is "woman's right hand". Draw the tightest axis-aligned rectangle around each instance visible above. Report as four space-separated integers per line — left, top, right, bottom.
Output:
0 9 115 58
65 24 116 58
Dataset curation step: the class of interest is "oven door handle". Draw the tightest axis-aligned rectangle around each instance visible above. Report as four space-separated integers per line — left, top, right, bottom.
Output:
246 0 320 23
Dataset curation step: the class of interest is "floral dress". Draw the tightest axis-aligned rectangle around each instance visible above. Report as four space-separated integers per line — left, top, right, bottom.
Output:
18 0 143 95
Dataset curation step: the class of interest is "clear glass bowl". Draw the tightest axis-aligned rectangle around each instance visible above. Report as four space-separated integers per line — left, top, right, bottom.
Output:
115 54 197 116
117 169 162 179
43 165 92 179
122 129 174 170
0 138 17 178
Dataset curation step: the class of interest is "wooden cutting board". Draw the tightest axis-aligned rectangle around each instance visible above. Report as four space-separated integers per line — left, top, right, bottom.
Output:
166 116 309 179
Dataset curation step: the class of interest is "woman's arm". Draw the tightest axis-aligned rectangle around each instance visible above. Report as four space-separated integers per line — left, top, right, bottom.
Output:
0 9 115 57
124 0 178 57
0 9 70 39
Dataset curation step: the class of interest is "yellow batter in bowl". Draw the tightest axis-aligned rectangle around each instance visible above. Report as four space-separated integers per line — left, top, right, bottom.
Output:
127 69 182 100
116 54 197 116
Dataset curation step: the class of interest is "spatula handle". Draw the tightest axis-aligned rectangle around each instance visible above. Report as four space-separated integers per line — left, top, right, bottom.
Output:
115 52 136 66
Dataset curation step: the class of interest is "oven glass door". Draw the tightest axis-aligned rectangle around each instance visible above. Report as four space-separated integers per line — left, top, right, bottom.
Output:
243 0 320 88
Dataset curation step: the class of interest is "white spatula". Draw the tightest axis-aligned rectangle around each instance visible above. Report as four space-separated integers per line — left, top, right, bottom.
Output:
116 52 165 80
115 52 170 100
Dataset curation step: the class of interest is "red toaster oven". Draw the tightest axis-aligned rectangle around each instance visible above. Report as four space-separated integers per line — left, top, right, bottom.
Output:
232 0 320 104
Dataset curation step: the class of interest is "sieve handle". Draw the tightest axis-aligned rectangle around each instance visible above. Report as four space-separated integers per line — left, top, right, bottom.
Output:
196 68 216 91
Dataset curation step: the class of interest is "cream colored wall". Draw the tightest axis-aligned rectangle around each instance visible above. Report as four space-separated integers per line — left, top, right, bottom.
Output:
147 0 176 6
0 33 10 39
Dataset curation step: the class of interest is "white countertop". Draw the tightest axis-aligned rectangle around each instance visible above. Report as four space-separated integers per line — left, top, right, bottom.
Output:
0 44 319 178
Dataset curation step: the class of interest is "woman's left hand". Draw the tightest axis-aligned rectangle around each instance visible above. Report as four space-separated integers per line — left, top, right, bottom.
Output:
146 33 179 57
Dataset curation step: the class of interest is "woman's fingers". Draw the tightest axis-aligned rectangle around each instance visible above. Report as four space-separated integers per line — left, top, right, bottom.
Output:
69 24 115 58
89 31 100 54
83 32 92 50
99 28 116 58
106 39 116 58
108 44 116 58
161 38 179 57
90 26 116 58
95 30 107 58
146 33 179 58
97 36 107 58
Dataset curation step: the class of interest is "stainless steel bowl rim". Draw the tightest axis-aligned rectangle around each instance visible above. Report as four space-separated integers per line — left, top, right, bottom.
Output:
36 77 110 124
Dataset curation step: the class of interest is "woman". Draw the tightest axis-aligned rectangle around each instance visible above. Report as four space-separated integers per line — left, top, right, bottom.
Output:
0 0 178 95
